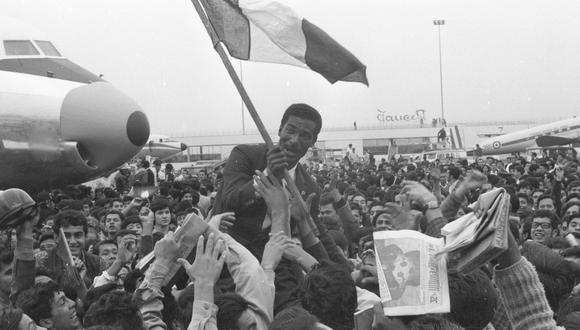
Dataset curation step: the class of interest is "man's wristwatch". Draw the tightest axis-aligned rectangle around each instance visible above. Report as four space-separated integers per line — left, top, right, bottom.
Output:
423 200 439 213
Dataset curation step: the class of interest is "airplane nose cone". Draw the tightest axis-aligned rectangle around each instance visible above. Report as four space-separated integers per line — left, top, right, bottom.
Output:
181 143 187 151
60 82 150 170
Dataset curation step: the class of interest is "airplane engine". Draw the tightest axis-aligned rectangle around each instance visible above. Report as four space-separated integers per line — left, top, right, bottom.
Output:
0 70 150 189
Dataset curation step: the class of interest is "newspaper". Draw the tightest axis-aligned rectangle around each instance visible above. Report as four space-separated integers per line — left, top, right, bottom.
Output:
373 230 450 316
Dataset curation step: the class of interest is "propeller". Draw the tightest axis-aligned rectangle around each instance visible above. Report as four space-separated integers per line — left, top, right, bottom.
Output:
536 135 580 147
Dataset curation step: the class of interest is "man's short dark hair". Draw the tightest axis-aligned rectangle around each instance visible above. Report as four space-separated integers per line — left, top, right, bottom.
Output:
215 293 249 329
448 167 461 180
270 306 319 330
302 261 357 330
567 181 580 193
15 281 60 324
109 198 122 205
279 103 322 141
516 192 532 205
122 215 142 230
532 209 560 229
104 210 125 222
53 210 88 234
537 194 555 207
83 291 143 329
447 269 498 329
39 233 56 245
319 192 335 208
518 181 532 191
150 198 170 213
92 239 118 256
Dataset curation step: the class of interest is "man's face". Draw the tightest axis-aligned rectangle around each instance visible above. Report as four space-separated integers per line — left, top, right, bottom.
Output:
112 201 124 212
538 198 555 211
278 115 317 166
351 209 362 226
155 208 172 227
352 196 366 211
518 198 528 209
0 262 13 297
319 204 339 223
82 204 91 216
62 226 86 257
531 217 555 244
370 205 384 220
375 214 394 231
568 217 580 235
532 191 543 206
566 205 580 217
182 193 193 201
126 223 143 235
98 243 118 268
40 239 57 252
48 290 80 330
177 214 187 227
571 186 580 195
105 214 122 234
519 187 532 196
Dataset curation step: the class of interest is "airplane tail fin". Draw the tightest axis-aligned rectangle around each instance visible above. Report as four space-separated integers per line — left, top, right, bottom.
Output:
448 125 465 149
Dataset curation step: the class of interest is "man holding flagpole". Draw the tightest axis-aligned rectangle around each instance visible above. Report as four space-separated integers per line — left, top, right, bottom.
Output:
37 210 107 293
192 0 368 257
214 104 323 256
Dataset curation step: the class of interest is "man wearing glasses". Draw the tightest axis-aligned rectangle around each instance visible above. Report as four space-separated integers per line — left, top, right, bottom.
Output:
530 210 560 245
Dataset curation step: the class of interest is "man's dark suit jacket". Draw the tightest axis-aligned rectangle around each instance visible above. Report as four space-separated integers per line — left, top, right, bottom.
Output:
214 144 320 255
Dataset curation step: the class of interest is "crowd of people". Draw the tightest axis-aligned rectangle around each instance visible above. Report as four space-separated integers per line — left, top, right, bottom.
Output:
1 103 580 329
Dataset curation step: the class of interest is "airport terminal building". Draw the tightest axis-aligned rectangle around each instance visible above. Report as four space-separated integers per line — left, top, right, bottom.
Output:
173 121 540 162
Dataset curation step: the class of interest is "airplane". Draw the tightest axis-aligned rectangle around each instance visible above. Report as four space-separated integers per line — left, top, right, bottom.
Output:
468 117 580 156
135 134 187 160
0 16 150 190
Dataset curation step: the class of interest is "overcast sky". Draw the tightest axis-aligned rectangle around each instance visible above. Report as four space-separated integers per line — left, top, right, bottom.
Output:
3 0 580 136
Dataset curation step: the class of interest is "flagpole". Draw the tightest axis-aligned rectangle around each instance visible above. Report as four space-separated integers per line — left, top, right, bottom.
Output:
190 0 319 235
240 61 246 135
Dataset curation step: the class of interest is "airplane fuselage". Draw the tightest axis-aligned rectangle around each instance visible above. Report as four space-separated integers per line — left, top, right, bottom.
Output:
475 117 580 156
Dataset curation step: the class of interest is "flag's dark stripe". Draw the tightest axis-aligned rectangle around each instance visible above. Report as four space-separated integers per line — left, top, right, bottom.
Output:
301 19 367 85
204 0 251 60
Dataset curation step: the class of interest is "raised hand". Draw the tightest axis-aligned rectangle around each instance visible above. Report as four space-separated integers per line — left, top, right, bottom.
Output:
177 233 226 285
261 231 292 271
208 212 236 233
401 180 437 206
117 236 136 265
267 146 289 179
462 170 486 190
153 231 182 263
253 170 289 213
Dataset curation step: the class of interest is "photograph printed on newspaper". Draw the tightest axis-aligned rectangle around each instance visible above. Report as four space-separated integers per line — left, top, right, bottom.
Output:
373 230 450 316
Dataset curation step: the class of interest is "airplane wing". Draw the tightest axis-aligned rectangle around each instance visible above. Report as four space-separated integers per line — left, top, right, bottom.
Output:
536 135 579 147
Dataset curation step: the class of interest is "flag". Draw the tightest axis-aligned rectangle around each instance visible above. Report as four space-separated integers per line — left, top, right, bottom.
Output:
200 0 368 85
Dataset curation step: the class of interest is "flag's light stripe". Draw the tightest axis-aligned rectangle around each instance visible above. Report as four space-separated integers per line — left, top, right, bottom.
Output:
247 20 306 67
239 0 307 63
